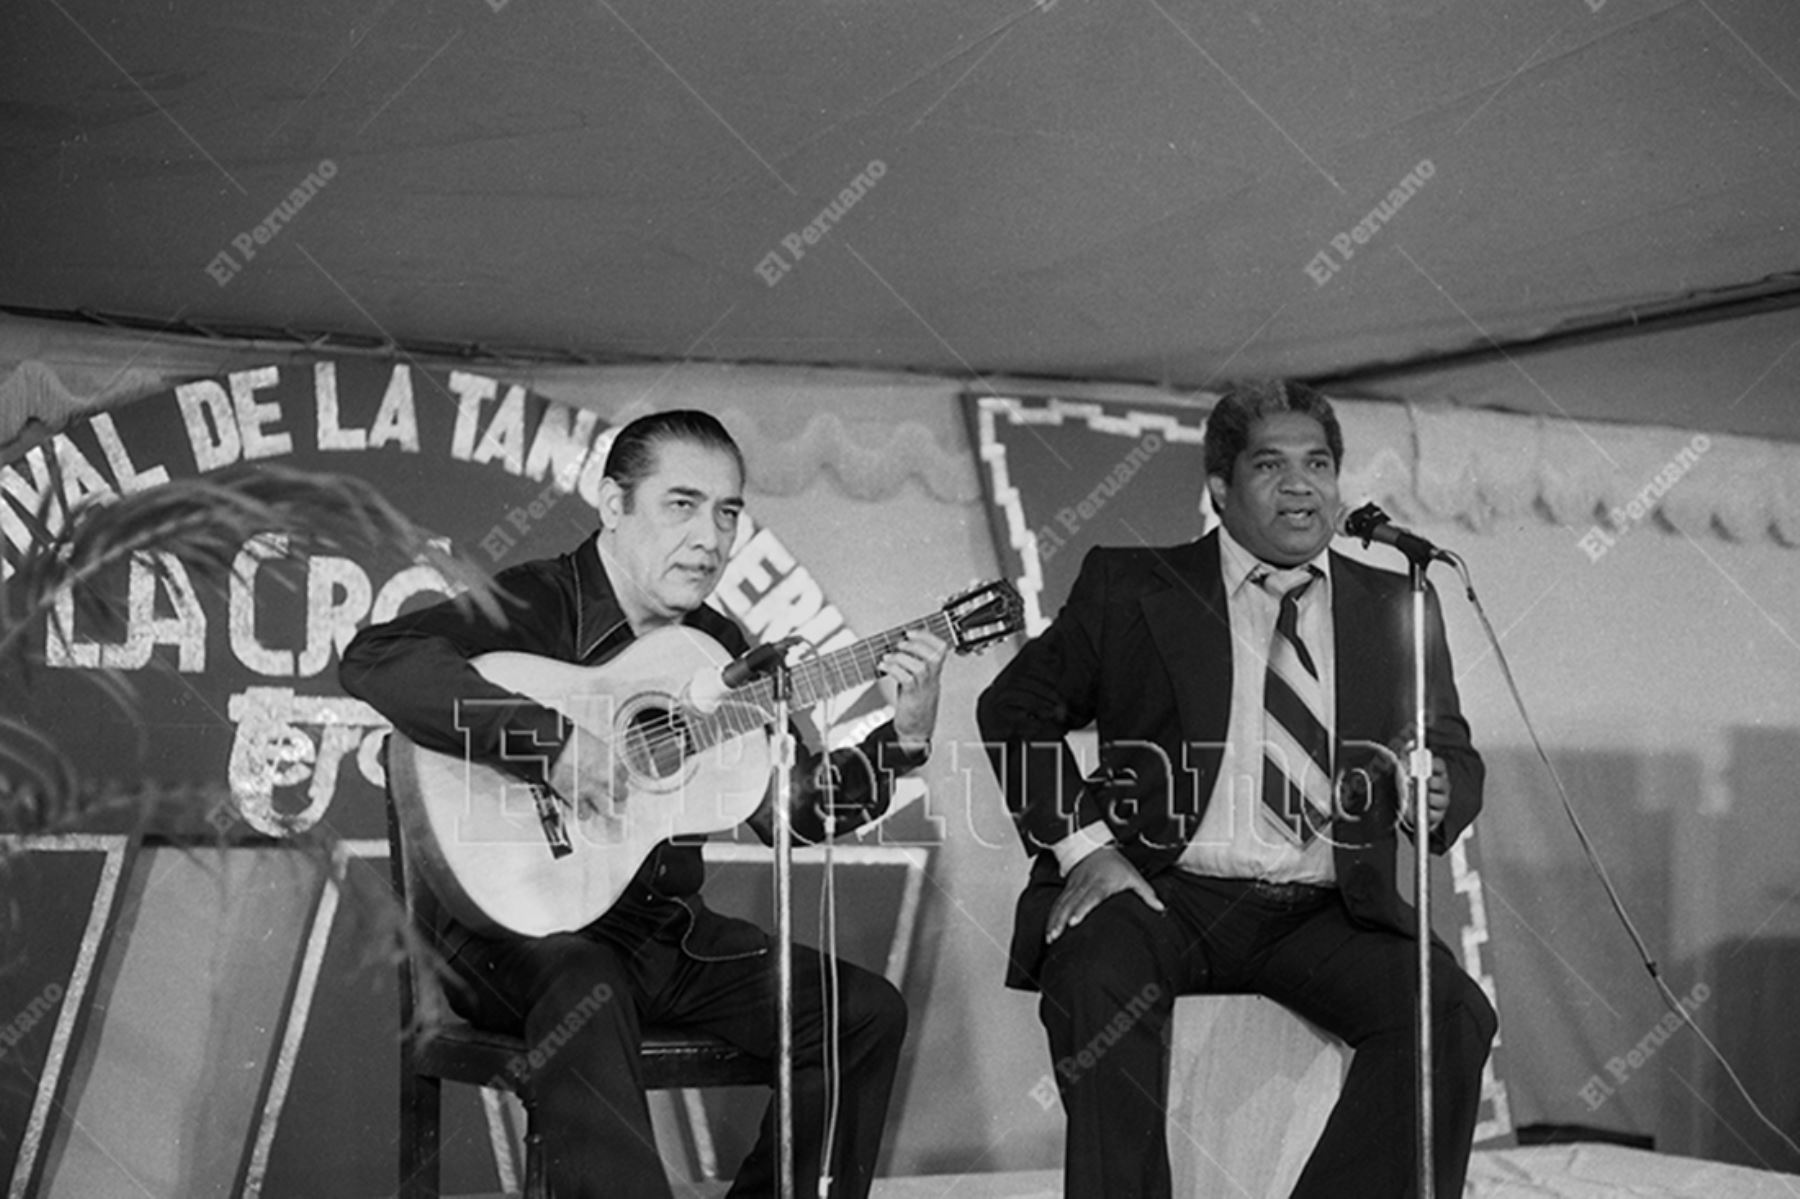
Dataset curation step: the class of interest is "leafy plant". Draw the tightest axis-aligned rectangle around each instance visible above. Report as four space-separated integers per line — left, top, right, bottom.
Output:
0 461 503 1024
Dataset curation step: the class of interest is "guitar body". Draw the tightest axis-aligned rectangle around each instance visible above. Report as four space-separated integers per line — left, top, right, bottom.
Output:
389 625 773 937
386 578 1023 938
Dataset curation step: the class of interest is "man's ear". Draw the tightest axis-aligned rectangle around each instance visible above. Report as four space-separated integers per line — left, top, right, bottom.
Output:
596 476 625 531
1205 473 1229 514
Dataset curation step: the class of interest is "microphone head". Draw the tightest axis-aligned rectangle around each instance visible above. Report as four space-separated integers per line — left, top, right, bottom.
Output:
1340 502 1390 540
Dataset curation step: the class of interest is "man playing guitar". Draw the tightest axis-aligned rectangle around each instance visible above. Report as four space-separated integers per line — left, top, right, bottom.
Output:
340 409 947 1198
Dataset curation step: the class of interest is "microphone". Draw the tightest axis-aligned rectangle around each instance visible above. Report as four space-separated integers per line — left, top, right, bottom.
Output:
722 637 801 687
685 637 802 713
1337 503 1453 564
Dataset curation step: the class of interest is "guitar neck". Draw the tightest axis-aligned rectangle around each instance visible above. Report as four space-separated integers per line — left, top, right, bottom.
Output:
697 610 954 744
754 610 955 710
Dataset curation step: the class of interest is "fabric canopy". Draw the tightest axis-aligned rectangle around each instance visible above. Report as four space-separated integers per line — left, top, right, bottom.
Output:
2 0 1797 440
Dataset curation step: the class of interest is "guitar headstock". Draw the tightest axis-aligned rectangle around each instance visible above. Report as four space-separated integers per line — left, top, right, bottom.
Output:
941 579 1025 655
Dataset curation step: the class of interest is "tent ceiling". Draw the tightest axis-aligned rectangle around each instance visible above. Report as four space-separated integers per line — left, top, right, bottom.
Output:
2 0 1797 439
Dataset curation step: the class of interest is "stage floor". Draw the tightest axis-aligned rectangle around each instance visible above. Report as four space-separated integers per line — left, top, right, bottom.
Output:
645 1143 1800 1199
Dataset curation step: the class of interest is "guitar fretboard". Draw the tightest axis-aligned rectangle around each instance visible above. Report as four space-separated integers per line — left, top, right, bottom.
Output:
686 610 956 750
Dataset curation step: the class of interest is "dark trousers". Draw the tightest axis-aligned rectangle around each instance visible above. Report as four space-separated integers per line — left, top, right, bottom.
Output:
1037 872 1498 1199
446 922 907 1199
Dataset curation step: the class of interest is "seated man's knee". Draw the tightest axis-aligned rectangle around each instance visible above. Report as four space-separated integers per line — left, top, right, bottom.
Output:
1463 976 1499 1048
534 940 633 1027
842 965 909 1045
1038 908 1166 1012
1438 965 1498 1048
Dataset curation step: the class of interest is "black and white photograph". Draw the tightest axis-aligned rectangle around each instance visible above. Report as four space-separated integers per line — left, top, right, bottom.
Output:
2 2 1797 1196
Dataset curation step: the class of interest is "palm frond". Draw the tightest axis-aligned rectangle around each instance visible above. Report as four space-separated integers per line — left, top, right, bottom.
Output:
0 716 78 828
0 462 500 1005
2 462 506 828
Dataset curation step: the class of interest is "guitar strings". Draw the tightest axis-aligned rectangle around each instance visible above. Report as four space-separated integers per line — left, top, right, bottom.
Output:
595 586 1011 777
581 617 947 782
617 612 959 767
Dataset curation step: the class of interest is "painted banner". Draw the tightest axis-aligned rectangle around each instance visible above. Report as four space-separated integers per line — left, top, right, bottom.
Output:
0 359 891 842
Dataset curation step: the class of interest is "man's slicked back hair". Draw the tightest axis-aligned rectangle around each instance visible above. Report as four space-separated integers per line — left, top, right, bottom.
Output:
602 410 745 507
1201 380 1344 481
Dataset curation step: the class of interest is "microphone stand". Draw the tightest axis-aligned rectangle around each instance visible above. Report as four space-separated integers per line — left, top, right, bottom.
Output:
768 652 798 1199
1343 503 1444 1199
1403 547 1435 1199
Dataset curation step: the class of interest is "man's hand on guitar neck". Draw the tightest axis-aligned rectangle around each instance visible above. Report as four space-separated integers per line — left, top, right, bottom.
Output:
882 630 949 755
743 629 949 847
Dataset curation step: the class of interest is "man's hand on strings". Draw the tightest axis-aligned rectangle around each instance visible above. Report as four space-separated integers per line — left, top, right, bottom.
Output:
548 724 630 837
881 630 949 752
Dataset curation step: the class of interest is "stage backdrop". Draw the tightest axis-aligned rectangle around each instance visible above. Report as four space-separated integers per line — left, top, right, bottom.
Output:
8 332 1800 1184
0 358 931 1197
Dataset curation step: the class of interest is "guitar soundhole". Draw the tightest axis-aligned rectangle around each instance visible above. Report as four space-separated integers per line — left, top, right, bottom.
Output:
624 705 694 782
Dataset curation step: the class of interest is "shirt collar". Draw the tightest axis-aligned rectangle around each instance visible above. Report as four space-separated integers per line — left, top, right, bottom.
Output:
575 534 726 662
1217 525 1333 597
574 534 631 660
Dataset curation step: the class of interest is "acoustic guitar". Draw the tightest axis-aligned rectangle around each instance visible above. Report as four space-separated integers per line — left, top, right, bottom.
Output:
387 580 1023 936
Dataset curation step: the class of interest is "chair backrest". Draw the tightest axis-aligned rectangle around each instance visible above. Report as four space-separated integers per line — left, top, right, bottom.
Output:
381 736 544 1199
380 738 423 1032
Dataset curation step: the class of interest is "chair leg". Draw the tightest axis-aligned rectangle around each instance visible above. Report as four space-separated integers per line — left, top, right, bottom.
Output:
399 1067 443 1199
522 1098 549 1199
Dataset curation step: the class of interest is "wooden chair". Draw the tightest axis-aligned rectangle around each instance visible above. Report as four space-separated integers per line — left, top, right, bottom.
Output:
1164 994 1354 1199
382 750 767 1198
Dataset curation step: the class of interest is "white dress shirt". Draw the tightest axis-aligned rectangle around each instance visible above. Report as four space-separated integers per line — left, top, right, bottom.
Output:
1051 528 1337 885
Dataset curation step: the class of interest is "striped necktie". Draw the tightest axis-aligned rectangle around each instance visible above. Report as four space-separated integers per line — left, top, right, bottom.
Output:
1257 565 1332 845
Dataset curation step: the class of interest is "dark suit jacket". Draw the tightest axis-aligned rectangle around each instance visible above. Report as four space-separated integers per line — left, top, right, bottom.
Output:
976 531 1483 989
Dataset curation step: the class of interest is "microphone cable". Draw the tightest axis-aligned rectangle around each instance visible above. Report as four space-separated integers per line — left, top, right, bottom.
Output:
789 637 844 1198
1443 549 1800 1160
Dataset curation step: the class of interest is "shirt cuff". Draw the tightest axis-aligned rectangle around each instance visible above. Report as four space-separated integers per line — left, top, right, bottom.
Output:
1052 822 1116 875
869 721 931 776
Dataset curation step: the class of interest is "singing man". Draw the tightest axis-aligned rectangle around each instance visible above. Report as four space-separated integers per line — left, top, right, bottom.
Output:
977 380 1497 1197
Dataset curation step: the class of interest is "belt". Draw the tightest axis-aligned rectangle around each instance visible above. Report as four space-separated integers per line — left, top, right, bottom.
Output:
1239 878 1335 908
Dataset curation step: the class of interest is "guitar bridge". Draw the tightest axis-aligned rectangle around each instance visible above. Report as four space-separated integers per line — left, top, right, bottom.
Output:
532 784 575 859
